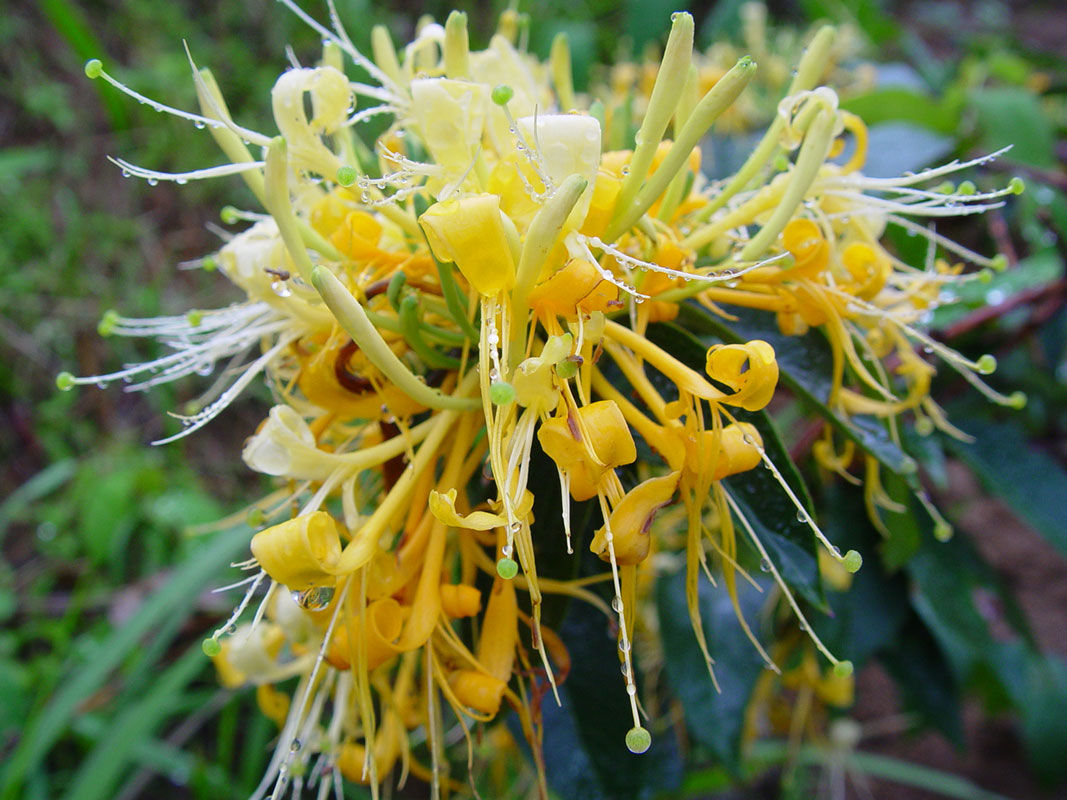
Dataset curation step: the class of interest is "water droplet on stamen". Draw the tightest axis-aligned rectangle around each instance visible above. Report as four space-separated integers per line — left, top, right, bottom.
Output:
292 586 334 611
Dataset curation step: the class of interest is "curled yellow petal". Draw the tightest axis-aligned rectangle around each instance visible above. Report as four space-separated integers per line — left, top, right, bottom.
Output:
705 340 779 411
449 670 508 716
255 684 290 728
419 194 516 296
325 597 404 671
590 471 680 565
428 488 507 530
250 511 342 590
537 400 637 499
440 584 482 618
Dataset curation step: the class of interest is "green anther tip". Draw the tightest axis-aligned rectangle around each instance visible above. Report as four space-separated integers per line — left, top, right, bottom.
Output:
957 180 976 196
900 456 918 474
202 255 217 271
842 550 863 573
989 254 1008 272
246 508 266 528
1007 391 1027 410
978 268 994 283
336 165 358 187
915 417 935 437
55 371 77 392
555 359 579 380
84 59 103 79
976 354 997 375
97 309 119 337
201 637 222 657
491 84 514 106
489 381 516 406
625 726 652 754
220 206 240 225
933 522 954 542
496 557 518 580
833 660 854 678
187 310 204 327
1009 176 1026 195
935 181 955 194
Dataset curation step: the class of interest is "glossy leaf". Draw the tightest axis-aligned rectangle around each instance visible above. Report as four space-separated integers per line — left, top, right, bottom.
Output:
945 416 1067 562
542 595 683 800
657 564 771 769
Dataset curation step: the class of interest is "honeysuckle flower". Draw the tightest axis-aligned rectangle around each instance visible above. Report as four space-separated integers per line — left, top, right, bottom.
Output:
63 3 1026 797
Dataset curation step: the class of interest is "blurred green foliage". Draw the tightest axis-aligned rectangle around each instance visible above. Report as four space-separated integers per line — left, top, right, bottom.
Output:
3 1 1067 799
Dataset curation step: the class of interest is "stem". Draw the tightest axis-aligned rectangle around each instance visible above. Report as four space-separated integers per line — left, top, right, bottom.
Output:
311 266 478 410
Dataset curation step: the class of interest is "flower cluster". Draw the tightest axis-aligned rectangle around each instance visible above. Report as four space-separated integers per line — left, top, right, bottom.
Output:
62 4 1022 797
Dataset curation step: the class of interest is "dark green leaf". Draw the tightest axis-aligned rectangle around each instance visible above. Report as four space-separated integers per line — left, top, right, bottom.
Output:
542 597 683 800
970 88 1056 169
879 614 964 743
1018 654 1067 784
812 485 910 663
945 416 1067 562
657 565 770 769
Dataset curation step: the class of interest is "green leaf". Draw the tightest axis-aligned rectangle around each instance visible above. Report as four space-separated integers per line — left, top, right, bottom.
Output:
542 596 683 800
970 87 1056 169
945 416 1067 562
657 565 770 769
1018 654 1067 785
0 526 248 800
879 613 964 742
61 644 207 800
841 88 961 134
812 485 910 664
675 303 914 475
932 249 1064 330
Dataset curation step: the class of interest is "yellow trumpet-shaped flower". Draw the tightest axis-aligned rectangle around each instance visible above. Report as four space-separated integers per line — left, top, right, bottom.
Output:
419 194 517 295
249 511 343 590
705 341 779 411
538 400 637 500
590 472 680 565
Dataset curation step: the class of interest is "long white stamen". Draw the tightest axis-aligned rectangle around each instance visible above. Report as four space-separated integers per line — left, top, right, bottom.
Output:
153 333 298 444
108 157 266 184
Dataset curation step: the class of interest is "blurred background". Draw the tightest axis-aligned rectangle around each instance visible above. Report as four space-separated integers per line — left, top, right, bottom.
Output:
2 1 1066 798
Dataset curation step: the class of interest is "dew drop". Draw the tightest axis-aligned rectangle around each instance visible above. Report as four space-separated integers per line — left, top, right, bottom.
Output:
759 558 772 572
292 585 335 611
147 177 159 186
271 280 292 298
611 596 623 613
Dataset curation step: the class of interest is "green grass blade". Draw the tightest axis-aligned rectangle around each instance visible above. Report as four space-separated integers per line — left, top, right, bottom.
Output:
0 526 247 800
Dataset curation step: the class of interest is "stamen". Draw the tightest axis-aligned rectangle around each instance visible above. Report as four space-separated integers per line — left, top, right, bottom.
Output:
108 157 265 184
